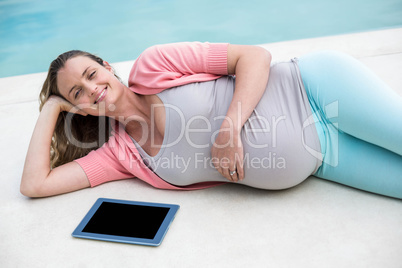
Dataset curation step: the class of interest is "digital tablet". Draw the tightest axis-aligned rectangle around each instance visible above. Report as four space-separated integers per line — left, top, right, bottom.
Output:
72 198 180 247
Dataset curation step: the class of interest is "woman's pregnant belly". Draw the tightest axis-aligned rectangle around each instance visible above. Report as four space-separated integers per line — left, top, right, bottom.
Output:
142 62 321 190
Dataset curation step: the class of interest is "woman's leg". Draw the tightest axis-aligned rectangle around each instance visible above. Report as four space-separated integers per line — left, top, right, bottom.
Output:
320 124 402 199
298 50 402 198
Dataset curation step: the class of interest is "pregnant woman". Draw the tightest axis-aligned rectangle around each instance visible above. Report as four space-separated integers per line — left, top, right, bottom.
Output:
20 42 402 198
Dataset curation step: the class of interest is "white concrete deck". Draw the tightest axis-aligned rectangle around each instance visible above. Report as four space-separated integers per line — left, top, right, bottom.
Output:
1 28 401 267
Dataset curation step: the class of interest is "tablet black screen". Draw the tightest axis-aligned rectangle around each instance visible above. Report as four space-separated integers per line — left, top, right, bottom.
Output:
82 201 170 239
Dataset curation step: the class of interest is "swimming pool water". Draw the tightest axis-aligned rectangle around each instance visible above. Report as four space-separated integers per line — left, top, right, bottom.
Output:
1 0 402 78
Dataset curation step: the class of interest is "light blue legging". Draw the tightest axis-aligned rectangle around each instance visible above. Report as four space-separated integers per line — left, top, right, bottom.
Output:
297 51 402 199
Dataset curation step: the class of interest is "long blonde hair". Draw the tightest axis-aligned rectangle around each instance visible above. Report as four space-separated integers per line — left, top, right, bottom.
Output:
40 50 112 168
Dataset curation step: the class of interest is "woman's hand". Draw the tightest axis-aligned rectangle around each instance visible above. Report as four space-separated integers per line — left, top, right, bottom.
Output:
45 95 88 116
211 129 244 182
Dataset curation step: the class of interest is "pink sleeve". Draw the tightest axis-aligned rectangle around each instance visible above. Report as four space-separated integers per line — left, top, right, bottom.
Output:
129 42 228 94
74 136 134 187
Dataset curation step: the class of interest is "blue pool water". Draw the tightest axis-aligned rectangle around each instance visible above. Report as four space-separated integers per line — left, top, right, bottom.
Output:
1 0 402 78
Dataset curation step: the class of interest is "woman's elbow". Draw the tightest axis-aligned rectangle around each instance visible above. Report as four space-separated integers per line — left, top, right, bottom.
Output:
20 179 44 198
20 183 34 197
20 182 37 198
258 46 272 67
249 46 272 71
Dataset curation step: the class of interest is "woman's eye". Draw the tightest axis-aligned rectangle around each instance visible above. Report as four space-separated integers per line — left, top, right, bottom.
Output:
74 88 82 99
89 71 96 79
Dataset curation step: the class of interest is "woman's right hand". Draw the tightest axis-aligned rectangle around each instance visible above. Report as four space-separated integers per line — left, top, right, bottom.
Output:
44 95 88 116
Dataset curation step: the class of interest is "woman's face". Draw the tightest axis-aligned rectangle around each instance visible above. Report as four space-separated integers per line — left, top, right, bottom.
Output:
57 56 124 116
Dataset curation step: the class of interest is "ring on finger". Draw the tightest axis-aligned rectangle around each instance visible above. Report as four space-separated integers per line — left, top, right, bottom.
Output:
229 170 236 176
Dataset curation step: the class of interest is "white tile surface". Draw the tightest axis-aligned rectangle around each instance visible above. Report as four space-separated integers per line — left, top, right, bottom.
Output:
1 28 401 268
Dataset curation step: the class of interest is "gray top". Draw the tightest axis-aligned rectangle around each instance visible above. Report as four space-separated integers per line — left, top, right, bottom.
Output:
131 59 322 190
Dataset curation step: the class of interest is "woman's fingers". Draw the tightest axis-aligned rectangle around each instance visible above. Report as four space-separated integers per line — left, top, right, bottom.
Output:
70 105 88 116
211 130 245 182
46 95 87 116
229 168 238 182
211 147 244 182
229 148 244 182
235 146 244 181
214 158 233 182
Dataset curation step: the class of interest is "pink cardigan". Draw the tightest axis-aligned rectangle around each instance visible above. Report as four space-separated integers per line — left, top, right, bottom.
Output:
74 42 229 190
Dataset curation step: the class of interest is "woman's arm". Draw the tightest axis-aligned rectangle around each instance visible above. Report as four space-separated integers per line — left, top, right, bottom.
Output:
129 42 271 182
128 42 227 94
20 96 90 197
211 44 272 182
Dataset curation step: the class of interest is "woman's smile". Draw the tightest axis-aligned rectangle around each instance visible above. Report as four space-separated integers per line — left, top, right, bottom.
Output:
56 55 123 114
94 86 107 104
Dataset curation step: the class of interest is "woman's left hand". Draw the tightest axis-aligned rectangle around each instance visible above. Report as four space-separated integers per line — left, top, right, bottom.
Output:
209 44 271 183
211 130 244 182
